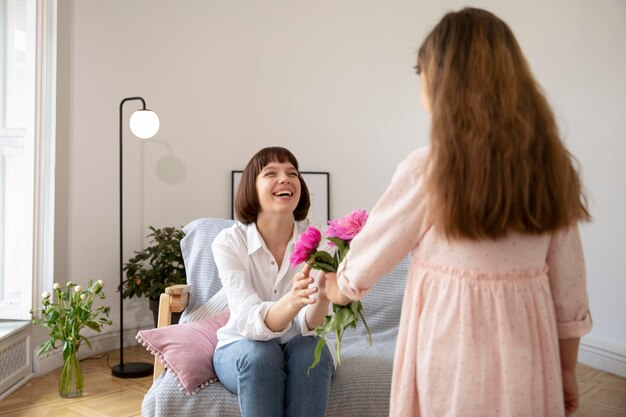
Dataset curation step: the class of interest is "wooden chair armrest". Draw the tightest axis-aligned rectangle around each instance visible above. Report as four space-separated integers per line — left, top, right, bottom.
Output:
164 284 191 313
153 284 191 381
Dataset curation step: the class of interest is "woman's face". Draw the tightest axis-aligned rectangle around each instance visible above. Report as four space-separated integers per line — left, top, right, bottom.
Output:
255 161 301 217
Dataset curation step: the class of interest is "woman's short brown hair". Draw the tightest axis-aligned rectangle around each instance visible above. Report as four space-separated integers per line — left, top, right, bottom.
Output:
235 147 311 224
417 7 590 239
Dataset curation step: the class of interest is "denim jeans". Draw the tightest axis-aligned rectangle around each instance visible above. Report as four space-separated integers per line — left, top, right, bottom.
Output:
214 334 334 417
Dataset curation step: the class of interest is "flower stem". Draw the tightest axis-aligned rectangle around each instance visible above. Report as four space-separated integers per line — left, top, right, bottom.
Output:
358 309 372 346
59 344 83 398
335 328 342 364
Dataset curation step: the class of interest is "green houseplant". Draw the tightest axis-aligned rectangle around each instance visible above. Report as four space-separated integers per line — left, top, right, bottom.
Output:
31 279 112 398
120 226 186 326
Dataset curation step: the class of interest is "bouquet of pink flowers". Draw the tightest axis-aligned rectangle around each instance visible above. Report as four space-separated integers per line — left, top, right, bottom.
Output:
290 209 371 371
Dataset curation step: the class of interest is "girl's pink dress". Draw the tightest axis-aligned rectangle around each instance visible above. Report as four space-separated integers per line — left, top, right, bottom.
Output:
337 147 592 417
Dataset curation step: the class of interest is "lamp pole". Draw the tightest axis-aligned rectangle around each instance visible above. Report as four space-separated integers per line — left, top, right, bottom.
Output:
112 97 157 378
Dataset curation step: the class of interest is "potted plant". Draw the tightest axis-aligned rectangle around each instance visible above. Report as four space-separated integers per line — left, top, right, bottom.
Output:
120 226 186 326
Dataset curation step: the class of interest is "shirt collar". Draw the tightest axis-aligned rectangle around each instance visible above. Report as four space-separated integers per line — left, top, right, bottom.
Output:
245 220 307 256
246 222 264 255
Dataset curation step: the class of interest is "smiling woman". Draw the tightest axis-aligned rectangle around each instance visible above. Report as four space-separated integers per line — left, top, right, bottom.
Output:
214 146 336 417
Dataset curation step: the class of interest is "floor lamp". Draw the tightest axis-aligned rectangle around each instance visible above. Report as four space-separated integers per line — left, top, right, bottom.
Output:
112 97 160 378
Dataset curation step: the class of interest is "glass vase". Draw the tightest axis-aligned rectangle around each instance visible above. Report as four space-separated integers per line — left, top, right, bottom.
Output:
59 344 83 398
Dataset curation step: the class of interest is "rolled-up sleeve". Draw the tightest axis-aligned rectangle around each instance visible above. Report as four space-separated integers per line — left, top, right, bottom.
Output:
212 238 291 341
296 306 315 336
337 147 430 300
546 224 592 339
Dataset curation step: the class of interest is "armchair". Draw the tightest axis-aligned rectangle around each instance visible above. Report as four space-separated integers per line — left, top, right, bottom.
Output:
141 217 410 417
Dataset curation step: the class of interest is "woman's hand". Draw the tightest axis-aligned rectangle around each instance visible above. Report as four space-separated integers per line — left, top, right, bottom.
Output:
265 264 318 332
324 272 352 306
305 270 331 330
315 271 328 301
286 264 318 311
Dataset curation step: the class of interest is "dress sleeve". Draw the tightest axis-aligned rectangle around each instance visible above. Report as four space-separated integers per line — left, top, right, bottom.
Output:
546 224 592 339
212 236 292 340
336 147 430 299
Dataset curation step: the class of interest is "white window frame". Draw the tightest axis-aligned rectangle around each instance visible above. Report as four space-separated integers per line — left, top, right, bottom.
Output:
0 0 55 320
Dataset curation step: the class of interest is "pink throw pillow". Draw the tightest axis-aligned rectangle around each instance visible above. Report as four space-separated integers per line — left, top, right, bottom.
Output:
136 310 230 395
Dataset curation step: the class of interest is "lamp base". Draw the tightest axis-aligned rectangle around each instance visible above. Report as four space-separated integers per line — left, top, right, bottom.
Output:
111 362 153 378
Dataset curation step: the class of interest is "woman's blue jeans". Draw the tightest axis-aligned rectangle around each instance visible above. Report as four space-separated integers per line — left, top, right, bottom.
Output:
214 334 334 417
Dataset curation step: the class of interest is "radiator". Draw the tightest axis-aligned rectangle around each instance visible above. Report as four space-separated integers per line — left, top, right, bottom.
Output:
0 324 32 398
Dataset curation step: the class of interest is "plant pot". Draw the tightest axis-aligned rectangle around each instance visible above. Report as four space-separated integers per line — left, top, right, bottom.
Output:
149 297 182 327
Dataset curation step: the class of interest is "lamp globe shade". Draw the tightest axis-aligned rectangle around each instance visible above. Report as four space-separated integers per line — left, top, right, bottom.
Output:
129 109 160 139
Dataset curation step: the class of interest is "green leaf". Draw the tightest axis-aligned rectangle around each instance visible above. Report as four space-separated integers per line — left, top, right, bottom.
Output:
308 250 335 265
36 340 53 358
85 321 101 332
83 336 93 350
315 314 334 336
307 250 338 272
62 341 71 361
307 337 327 375
359 308 373 346
308 261 337 273
333 306 358 329
309 301 372 370
327 237 349 263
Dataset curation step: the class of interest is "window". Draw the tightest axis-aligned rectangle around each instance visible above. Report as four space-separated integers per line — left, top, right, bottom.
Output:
0 0 55 320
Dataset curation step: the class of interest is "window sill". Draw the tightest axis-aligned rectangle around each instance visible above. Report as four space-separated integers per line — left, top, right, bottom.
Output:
0 320 31 342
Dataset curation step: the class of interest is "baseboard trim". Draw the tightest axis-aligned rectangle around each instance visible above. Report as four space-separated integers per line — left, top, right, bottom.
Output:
579 334 626 378
32 327 151 376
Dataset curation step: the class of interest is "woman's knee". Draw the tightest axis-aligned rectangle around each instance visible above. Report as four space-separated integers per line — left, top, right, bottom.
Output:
237 339 285 372
285 335 332 369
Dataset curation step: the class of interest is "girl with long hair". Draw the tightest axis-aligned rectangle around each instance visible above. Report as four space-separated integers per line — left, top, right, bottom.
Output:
326 8 591 417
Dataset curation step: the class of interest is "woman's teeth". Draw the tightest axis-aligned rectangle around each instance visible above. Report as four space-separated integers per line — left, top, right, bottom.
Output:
274 191 292 197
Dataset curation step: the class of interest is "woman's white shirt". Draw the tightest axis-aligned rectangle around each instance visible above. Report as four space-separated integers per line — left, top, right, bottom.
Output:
212 220 320 351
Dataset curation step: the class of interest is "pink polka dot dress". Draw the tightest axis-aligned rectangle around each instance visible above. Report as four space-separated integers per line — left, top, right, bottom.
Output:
336 147 592 417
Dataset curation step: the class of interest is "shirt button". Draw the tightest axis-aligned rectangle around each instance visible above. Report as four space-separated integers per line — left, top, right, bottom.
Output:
271 260 275 265
273 289 278 294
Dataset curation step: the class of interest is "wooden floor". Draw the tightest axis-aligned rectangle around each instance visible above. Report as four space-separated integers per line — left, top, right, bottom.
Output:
0 346 153 417
0 346 625 416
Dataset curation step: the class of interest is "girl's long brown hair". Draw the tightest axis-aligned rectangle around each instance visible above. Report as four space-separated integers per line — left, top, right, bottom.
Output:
417 7 590 240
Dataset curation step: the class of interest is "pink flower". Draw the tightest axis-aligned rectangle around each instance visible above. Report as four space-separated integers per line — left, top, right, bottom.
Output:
290 226 322 266
326 209 368 242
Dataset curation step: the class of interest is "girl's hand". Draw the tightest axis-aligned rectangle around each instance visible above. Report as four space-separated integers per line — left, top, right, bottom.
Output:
562 370 579 415
286 264 318 311
324 272 352 306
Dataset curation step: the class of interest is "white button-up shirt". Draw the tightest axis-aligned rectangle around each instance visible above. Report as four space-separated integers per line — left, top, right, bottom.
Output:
213 220 323 351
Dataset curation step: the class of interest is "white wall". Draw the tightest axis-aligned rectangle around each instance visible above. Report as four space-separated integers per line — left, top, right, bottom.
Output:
53 0 626 375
